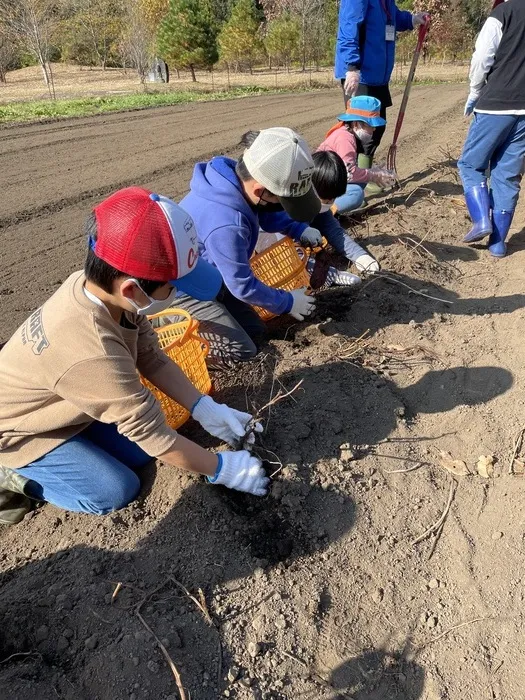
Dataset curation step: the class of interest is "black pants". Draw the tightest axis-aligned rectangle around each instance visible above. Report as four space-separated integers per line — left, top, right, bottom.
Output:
341 81 392 158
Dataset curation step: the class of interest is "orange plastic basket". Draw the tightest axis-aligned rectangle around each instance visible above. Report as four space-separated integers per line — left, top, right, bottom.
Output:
141 308 211 430
250 237 311 321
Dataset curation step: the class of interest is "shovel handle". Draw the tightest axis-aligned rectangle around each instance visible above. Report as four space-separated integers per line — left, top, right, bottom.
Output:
390 18 431 148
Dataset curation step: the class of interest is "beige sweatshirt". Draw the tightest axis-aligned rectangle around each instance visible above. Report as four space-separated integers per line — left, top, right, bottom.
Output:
0 272 178 469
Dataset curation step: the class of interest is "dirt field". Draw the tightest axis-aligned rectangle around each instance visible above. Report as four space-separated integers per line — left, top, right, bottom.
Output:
2 85 525 700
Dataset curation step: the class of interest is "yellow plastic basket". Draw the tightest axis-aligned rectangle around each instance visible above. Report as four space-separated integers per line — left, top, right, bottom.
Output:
250 237 311 321
141 308 211 430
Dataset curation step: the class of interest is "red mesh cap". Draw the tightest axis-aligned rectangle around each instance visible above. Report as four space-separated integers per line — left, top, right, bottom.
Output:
93 186 189 281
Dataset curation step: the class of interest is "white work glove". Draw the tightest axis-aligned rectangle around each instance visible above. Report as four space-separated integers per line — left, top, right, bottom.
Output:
412 11 430 27
464 92 479 117
192 395 262 447
209 451 269 496
368 167 397 188
344 69 360 97
354 254 380 274
289 288 316 321
299 226 323 248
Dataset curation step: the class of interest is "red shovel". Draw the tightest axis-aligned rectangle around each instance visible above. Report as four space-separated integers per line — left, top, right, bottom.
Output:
386 18 431 176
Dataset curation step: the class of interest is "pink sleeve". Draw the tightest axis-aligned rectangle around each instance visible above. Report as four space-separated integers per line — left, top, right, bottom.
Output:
320 129 370 184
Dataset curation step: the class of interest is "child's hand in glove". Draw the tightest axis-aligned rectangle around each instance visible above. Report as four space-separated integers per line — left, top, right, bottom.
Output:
192 395 262 447
209 451 269 496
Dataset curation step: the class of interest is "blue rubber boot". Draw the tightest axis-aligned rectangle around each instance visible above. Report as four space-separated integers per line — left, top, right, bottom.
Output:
488 210 514 258
463 183 493 243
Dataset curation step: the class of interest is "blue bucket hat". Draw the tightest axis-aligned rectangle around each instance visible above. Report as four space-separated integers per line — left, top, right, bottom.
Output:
337 95 386 128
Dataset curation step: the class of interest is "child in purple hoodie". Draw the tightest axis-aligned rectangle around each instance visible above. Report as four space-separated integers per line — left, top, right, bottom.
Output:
164 128 321 368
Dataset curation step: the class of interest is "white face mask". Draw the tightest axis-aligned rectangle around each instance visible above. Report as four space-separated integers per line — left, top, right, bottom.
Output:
354 127 373 145
319 202 334 214
124 278 178 316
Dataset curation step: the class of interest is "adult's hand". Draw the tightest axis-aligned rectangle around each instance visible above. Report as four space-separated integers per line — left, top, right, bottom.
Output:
412 12 430 27
344 69 360 97
464 93 479 117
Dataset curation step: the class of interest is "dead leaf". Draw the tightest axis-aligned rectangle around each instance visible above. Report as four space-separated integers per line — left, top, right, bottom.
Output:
439 451 469 477
477 455 494 479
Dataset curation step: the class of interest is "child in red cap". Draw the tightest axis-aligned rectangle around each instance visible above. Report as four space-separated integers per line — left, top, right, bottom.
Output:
0 187 268 524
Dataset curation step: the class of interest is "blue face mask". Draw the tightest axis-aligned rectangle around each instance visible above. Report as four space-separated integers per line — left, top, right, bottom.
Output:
124 279 178 316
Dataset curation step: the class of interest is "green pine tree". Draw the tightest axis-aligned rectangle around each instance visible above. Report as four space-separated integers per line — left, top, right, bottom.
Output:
264 14 300 71
218 0 263 72
157 0 218 81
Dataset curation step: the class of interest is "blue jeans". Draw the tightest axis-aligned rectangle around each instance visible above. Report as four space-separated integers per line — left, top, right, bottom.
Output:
458 113 525 211
15 422 151 515
335 183 366 214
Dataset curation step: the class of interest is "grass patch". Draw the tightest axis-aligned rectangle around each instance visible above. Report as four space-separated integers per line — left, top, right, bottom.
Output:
0 84 318 125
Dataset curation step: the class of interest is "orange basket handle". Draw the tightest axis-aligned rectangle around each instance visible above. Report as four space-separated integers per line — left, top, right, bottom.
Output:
148 307 194 345
294 243 309 269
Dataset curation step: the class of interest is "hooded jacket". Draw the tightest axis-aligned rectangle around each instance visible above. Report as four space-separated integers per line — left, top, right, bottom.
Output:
180 157 306 315
335 0 413 85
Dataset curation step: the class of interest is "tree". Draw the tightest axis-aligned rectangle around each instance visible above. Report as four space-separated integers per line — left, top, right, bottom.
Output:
59 0 123 69
140 0 170 34
157 0 218 81
218 0 263 73
0 23 20 82
264 13 300 70
433 5 473 61
0 0 58 97
260 0 329 70
460 0 492 34
120 0 153 82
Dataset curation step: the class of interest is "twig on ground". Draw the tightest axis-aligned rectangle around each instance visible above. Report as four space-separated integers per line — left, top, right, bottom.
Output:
405 186 436 206
111 582 122 604
508 425 525 474
281 650 308 668
168 578 213 626
0 651 39 665
411 479 456 547
362 273 453 304
254 379 304 420
251 444 284 477
136 583 187 700
170 579 222 689
224 591 275 621
416 617 491 652
384 462 427 474
337 330 371 360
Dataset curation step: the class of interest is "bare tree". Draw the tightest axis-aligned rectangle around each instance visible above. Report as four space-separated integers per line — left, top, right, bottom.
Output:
0 24 19 83
120 0 153 83
0 0 57 98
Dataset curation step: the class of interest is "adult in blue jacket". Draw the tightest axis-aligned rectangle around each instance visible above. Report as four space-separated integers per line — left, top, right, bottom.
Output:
335 0 429 163
167 127 321 368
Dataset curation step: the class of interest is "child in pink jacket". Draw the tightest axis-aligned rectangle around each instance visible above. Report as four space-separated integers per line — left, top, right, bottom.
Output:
317 95 395 214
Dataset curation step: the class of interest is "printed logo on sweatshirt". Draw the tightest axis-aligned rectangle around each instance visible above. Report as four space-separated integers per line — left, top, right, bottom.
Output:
21 308 49 355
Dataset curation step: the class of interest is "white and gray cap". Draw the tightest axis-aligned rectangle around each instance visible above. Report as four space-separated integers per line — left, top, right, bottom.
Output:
243 127 321 222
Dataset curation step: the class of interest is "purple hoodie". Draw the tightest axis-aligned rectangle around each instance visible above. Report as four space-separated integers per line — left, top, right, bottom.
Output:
180 157 305 315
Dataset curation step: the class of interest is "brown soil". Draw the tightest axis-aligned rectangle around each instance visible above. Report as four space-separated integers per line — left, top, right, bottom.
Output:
1 85 525 700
